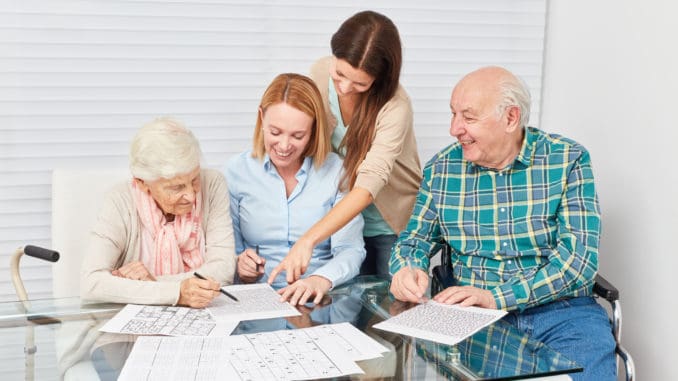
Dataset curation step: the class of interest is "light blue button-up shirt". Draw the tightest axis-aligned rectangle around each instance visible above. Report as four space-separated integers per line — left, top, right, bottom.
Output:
224 151 366 289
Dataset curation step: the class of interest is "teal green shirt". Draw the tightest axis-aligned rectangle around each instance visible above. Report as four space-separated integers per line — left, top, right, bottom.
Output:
328 78 394 237
390 127 600 311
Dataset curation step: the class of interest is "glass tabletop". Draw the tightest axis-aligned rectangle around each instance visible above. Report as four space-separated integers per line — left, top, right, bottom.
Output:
0 276 581 380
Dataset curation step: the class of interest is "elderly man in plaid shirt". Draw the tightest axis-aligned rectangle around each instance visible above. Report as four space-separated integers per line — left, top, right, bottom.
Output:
389 67 616 380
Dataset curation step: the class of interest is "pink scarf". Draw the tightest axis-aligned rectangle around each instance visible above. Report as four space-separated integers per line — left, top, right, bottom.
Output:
131 180 205 276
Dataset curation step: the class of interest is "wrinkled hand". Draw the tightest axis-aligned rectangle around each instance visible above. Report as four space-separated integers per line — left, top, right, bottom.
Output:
112 261 156 281
268 239 314 285
433 285 496 309
237 248 266 283
390 267 429 303
177 277 220 308
278 275 332 306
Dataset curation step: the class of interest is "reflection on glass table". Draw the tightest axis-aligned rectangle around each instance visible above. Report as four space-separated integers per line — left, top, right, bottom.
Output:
0 276 580 380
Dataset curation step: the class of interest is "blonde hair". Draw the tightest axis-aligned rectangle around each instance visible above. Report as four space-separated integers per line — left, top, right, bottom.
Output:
129 117 202 181
252 73 330 168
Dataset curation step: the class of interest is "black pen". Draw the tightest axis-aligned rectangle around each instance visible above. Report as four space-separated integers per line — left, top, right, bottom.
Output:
255 245 261 273
193 272 239 302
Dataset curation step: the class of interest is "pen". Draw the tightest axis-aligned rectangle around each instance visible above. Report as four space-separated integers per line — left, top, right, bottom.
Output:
255 245 261 273
193 272 239 302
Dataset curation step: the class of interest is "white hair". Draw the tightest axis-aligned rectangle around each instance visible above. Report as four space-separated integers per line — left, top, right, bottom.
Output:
497 74 532 129
129 117 202 181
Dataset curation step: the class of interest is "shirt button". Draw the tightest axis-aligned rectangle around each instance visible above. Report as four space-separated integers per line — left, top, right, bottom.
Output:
500 207 506 212
502 242 508 247
507 260 512 264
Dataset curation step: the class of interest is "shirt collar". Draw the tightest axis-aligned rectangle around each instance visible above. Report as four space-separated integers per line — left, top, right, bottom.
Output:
466 127 538 172
514 127 539 167
262 154 312 178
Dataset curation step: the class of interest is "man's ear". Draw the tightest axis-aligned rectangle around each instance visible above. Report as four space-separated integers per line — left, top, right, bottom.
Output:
505 105 521 132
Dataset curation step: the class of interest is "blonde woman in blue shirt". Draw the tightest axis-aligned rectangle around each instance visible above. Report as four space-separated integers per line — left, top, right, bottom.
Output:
224 73 366 305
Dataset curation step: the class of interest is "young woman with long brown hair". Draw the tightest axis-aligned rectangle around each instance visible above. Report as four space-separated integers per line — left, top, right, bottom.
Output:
269 11 422 284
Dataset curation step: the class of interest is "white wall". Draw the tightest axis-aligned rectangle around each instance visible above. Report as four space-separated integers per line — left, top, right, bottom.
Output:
541 1 678 379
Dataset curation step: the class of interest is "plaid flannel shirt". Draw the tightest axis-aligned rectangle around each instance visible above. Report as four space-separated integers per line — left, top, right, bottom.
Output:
390 127 601 312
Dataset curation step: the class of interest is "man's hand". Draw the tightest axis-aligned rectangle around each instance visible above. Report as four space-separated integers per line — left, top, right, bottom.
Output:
237 248 266 283
267 238 314 285
390 267 429 303
433 285 496 309
112 261 156 281
277 275 332 306
177 277 220 308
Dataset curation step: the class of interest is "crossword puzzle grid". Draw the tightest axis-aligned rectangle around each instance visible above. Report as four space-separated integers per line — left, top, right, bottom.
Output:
234 330 342 381
120 306 215 336
389 303 496 337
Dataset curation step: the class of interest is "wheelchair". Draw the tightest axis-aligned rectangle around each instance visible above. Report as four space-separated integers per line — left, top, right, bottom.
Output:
431 244 635 381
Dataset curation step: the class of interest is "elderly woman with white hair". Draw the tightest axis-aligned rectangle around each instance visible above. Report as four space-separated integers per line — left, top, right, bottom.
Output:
80 117 236 308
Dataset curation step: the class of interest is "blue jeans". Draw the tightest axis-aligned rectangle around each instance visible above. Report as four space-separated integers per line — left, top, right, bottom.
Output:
360 234 397 278
502 296 616 381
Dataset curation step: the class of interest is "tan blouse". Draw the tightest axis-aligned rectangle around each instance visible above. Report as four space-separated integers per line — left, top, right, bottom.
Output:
310 56 422 233
80 168 236 305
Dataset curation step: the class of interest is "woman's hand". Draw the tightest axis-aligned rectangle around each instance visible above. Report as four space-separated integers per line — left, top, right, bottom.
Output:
237 248 265 283
112 261 156 281
267 238 314 285
277 275 332 306
177 277 220 308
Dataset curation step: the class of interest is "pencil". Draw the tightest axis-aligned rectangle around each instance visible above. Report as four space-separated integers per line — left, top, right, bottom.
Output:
193 272 239 302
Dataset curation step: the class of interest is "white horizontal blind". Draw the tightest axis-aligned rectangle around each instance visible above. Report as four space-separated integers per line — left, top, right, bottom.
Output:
0 0 547 302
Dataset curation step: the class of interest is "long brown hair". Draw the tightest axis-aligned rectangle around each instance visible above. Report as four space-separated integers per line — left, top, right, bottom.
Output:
331 10 402 189
252 73 330 168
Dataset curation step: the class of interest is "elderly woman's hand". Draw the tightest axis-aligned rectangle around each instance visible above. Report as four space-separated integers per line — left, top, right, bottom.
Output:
112 261 156 281
177 277 220 308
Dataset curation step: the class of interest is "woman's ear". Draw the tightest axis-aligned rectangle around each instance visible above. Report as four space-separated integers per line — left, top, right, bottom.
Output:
134 178 150 194
258 106 265 124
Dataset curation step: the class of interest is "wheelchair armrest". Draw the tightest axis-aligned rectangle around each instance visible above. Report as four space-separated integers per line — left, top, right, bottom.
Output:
431 264 457 296
593 274 619 303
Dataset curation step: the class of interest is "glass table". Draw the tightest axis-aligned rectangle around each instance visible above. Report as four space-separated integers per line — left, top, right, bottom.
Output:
0 276 581 380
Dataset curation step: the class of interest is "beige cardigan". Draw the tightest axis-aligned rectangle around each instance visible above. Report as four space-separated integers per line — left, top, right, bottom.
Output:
80 168 236 305
310 56 422 233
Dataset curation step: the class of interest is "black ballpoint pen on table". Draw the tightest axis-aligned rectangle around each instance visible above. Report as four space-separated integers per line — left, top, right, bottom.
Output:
193 272 239 302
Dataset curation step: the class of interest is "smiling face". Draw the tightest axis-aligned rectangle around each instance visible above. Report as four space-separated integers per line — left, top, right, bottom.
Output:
136 166 201 216
330 57 376 97
449 68 523 169
261 102 314 174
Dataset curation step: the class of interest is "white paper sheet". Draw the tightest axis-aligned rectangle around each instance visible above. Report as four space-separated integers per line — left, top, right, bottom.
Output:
207 283 301 321
303 322 390 361
373 301 507 346
118 323 383 381
99 304 238 337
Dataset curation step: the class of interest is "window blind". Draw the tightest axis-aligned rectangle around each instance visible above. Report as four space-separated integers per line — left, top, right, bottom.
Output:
0 0 547 302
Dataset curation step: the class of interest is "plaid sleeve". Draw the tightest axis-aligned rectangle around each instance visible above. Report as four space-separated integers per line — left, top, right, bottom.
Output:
389 160 444 275
492 149 600 311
